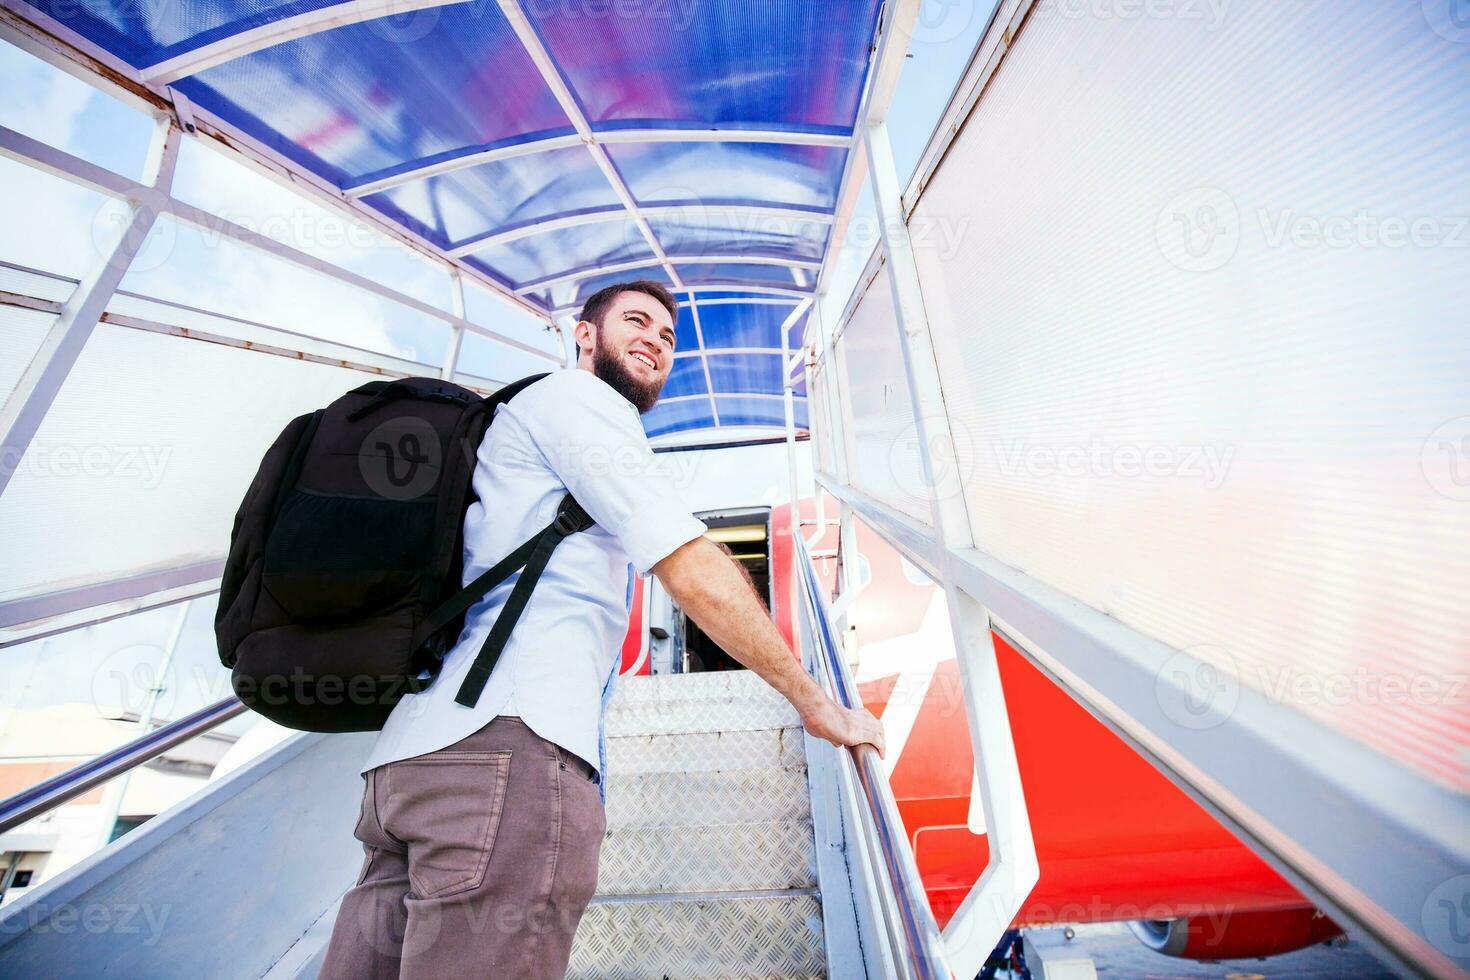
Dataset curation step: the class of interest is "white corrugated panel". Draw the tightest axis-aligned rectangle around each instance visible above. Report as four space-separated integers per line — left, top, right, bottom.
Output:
838 267 932 524
0 305 54 408
909 0 1470 790
0 324 383 603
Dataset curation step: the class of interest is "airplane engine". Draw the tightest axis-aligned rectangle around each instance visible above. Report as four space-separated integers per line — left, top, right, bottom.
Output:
1128 907 1344 960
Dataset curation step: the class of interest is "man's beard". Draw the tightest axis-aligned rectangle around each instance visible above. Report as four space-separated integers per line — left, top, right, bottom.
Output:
590 330 665 413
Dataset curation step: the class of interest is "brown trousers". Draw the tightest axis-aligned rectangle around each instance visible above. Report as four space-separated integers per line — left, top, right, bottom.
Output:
319 716 605 979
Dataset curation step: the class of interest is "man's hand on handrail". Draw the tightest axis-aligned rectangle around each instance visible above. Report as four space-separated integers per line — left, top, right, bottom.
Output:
652 534 886 759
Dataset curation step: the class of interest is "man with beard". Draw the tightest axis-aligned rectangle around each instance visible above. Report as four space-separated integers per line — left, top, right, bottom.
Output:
321 281 885 979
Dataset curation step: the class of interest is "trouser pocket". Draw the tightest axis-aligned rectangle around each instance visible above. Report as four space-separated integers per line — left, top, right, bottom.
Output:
381 750 512 899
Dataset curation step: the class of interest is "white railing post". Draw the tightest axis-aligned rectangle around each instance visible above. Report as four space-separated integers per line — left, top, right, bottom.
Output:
440 268 466 381
864 117 1040 977
0 115 181 500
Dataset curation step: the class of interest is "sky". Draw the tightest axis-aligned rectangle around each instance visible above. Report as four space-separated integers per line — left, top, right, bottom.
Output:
0 0 999 750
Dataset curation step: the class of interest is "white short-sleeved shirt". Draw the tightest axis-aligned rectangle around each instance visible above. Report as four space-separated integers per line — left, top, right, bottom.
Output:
362 370 707 795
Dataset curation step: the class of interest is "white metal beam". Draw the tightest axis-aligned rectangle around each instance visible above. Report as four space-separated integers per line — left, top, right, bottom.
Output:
0 119 179 501
865 117 1038 978
0 124 561 364
139 0 473 84
348 133 585 199
448 204 833 257
0 0 560 331
686 298 720 427
351 131 849 198
493 0 684 293
514 255 820 295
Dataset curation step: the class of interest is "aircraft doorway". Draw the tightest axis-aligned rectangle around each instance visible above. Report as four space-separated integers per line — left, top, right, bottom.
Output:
674 508 773 674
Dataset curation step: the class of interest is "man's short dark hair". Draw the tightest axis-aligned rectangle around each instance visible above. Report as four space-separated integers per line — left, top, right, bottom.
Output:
577 280 679 330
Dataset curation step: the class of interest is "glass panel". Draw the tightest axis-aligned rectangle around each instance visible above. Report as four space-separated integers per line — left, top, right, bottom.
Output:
0 158 132 281
0 596 264 899
528 0 881 131
606 142 849 212
519 264 676 315
838 267 929 523
366 147 618 252
0 324 384 604
706 353 784 395
659 357 709 399
713 395 798 429
470 219 653 290
643 398 714 438
21 0 347 67
454 327 563 388
177 4 573 184
649 212 829 264
0 306 55 408
172 139 455 313
120 215 451 366
691 302 799 351
910 0 1470 790
0 41 154 180
678 262 809 291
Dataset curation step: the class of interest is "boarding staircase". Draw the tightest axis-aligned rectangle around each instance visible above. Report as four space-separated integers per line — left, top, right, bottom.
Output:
568 669 823 978
0 545 949 979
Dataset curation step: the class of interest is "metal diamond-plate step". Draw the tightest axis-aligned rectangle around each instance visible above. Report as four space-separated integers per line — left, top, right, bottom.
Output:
608 668 788 706
604 766 811 831
605 726 806 776
604 692 801 737
595 819 817 894
568 892 826 979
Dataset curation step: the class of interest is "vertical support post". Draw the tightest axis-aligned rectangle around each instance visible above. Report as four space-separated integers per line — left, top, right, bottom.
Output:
811 297 861 651
865 118 1039 977
0 117 181 500
93 599 192 849
441 268 466 382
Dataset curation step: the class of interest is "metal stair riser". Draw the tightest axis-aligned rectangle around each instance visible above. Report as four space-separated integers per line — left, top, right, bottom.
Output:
605 726 806 775
603 766 812 831
604 694 801 737
568 894 827 980
608 669 788 706
595 819 818 894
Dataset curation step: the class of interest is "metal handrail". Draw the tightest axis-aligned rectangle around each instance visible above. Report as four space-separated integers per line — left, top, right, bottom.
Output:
0 697 248 835
794 534 954 980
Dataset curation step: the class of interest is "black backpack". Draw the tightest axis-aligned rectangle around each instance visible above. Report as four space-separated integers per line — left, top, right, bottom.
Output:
214 374 594 732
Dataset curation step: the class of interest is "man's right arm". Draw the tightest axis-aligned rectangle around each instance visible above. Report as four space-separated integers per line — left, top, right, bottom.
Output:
651 535 886 757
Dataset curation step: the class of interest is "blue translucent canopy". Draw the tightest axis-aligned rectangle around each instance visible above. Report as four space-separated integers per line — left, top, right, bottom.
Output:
25 0 884 440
